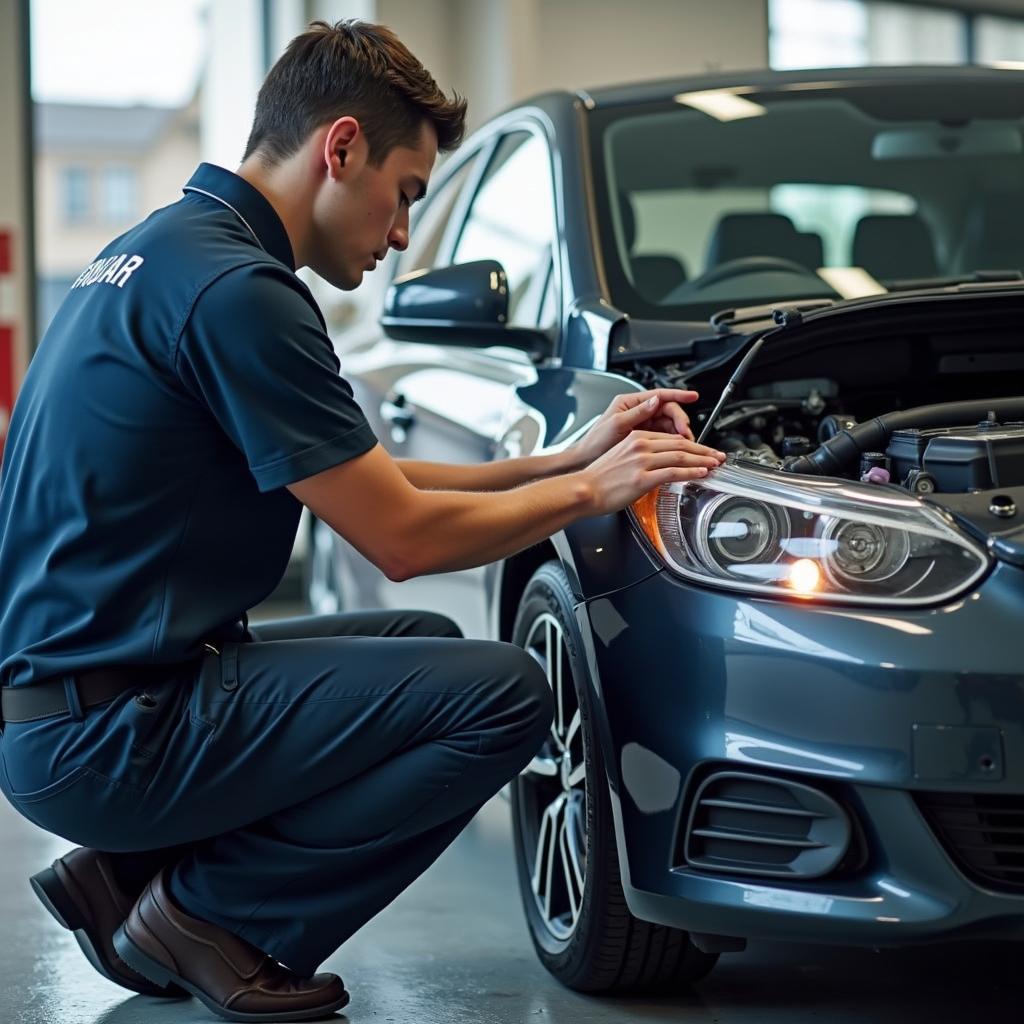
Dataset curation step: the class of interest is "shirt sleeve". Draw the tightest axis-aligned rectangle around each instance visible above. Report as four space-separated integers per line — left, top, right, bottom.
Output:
175 262 378 492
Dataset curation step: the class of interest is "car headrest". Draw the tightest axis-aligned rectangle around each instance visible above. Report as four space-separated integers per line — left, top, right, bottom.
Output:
794 231 824 272
631 254 688 302
955 196 1024 275
705 212 822 271
853 215 938 280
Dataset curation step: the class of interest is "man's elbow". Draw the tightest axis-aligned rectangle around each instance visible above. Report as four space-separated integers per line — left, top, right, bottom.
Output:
380 545 424 583
383 561 414 584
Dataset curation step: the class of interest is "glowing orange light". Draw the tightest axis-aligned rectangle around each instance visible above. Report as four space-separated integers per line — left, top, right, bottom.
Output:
789 558 821 594
631 489 662 550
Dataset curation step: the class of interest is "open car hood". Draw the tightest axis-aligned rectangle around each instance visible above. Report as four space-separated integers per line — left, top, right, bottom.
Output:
609 283 1024 372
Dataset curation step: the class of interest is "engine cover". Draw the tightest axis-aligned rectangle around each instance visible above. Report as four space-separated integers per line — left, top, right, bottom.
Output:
887 421 1024 492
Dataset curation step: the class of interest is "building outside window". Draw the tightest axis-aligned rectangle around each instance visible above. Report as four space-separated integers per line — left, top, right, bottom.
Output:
61 165 91 224
771 0 1024 69
863 2 964 65
976 14 1024 64
769 0 868 69
101 165 138 224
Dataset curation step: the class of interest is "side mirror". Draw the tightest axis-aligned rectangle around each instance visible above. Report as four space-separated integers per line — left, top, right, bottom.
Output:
381 260 553 358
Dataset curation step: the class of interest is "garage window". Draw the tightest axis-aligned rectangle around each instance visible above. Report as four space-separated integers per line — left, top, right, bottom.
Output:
770 1 967 68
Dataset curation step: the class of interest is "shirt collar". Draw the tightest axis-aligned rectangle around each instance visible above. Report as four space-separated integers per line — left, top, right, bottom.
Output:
182 162 296 271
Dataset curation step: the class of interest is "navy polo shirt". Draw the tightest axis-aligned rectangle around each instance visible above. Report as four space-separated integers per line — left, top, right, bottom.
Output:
0 163 378 688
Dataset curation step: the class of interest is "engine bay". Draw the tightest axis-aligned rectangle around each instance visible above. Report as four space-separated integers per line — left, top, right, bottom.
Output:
627 322 1024 495
681 380 1024 495
618 286 1024 496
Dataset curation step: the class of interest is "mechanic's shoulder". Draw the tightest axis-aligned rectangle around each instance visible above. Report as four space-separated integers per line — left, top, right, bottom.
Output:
196 257 319 316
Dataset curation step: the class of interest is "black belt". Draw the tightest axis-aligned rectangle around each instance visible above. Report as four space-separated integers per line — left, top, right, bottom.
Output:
0 654 213 725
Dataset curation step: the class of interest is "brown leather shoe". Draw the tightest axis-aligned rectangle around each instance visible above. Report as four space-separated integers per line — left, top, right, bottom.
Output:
30 848 186 997
112 868 349 1022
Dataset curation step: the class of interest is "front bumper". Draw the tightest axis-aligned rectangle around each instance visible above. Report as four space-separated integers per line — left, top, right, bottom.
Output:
577 559 1024 946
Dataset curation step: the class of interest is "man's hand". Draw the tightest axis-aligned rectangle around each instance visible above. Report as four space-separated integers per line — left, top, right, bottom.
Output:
579 430 723 515
567 388 705 469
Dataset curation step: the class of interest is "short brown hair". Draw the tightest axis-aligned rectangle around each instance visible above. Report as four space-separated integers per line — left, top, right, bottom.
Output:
244 19 467 166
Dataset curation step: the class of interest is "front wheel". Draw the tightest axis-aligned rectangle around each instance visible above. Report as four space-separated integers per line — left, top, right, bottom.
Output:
510 561 718 993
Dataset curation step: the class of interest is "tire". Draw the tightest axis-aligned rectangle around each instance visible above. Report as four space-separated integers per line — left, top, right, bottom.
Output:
304 516 344 615
510 561 718 994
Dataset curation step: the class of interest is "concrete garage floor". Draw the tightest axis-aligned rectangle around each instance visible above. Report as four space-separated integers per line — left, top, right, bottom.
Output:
2 789 1024 1024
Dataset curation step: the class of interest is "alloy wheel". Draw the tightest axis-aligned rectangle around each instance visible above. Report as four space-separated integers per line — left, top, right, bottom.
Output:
518 611 587 941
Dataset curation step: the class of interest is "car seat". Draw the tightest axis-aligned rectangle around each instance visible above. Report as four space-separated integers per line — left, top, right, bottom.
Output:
704 212 823 273
852 214 938 281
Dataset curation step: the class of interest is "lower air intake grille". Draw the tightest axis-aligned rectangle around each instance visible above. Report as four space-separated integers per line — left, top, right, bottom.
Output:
917 791 1024 893
682 771 851 879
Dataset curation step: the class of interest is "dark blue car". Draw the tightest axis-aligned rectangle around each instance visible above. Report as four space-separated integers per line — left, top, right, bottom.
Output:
312 66 1024 992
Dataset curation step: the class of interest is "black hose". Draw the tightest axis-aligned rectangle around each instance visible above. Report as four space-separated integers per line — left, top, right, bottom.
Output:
784 396 1024 476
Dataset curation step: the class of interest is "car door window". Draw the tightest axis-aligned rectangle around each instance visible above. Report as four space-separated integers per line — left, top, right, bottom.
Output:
536 257 556 327
396 154 479 279
452 130 557 327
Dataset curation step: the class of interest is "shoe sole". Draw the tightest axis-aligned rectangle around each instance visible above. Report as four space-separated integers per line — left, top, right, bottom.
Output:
30 865 186 999
113 923 350 1022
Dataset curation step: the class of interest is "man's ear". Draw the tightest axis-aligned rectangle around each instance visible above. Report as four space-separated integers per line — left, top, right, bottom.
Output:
323 115 366 181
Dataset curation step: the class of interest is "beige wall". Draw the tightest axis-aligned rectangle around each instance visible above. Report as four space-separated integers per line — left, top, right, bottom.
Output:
374 0 769 130
0 0 33 429
532 0 768 92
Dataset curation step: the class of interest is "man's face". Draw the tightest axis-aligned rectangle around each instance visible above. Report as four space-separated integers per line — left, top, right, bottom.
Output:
311 120 438 290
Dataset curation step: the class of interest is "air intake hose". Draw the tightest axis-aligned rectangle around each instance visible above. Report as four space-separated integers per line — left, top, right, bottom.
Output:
784 396 1024 476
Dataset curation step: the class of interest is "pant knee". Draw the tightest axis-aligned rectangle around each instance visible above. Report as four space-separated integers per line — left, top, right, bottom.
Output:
525 658 555 742
447 642 551 766
418 611 463 639
497 645 554 750
425 610 462 634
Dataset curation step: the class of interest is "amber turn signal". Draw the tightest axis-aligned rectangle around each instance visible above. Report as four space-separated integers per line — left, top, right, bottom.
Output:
631 489 662 550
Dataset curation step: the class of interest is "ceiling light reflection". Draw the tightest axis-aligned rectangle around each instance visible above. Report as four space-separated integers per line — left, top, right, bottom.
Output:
674 90 767 122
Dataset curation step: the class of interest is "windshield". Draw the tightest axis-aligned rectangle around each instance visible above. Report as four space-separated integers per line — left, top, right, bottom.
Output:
591 78 1024 322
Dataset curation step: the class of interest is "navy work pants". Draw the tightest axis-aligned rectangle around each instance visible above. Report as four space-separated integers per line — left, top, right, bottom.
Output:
0 610 553 975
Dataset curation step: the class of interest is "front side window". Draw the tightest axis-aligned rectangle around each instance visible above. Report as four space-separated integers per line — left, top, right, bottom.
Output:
453 130 557 327
395 153 479 280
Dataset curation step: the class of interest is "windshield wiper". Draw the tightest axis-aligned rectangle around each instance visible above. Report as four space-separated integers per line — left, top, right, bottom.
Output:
710 298 834 334
883 269 1024 293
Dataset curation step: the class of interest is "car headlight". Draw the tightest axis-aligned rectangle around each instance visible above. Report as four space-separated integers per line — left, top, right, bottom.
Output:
630 461 989 605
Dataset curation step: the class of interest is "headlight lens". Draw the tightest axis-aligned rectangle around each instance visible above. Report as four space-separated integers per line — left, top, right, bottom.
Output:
819 518 910 586
697 495 788 571
631 461 989 605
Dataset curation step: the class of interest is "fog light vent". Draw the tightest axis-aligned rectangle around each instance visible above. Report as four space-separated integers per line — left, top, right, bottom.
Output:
917 791 1024 893
683 771 851 879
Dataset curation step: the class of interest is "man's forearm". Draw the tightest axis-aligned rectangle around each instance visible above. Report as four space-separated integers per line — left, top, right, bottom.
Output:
398 469 596 578
396 448 581 491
